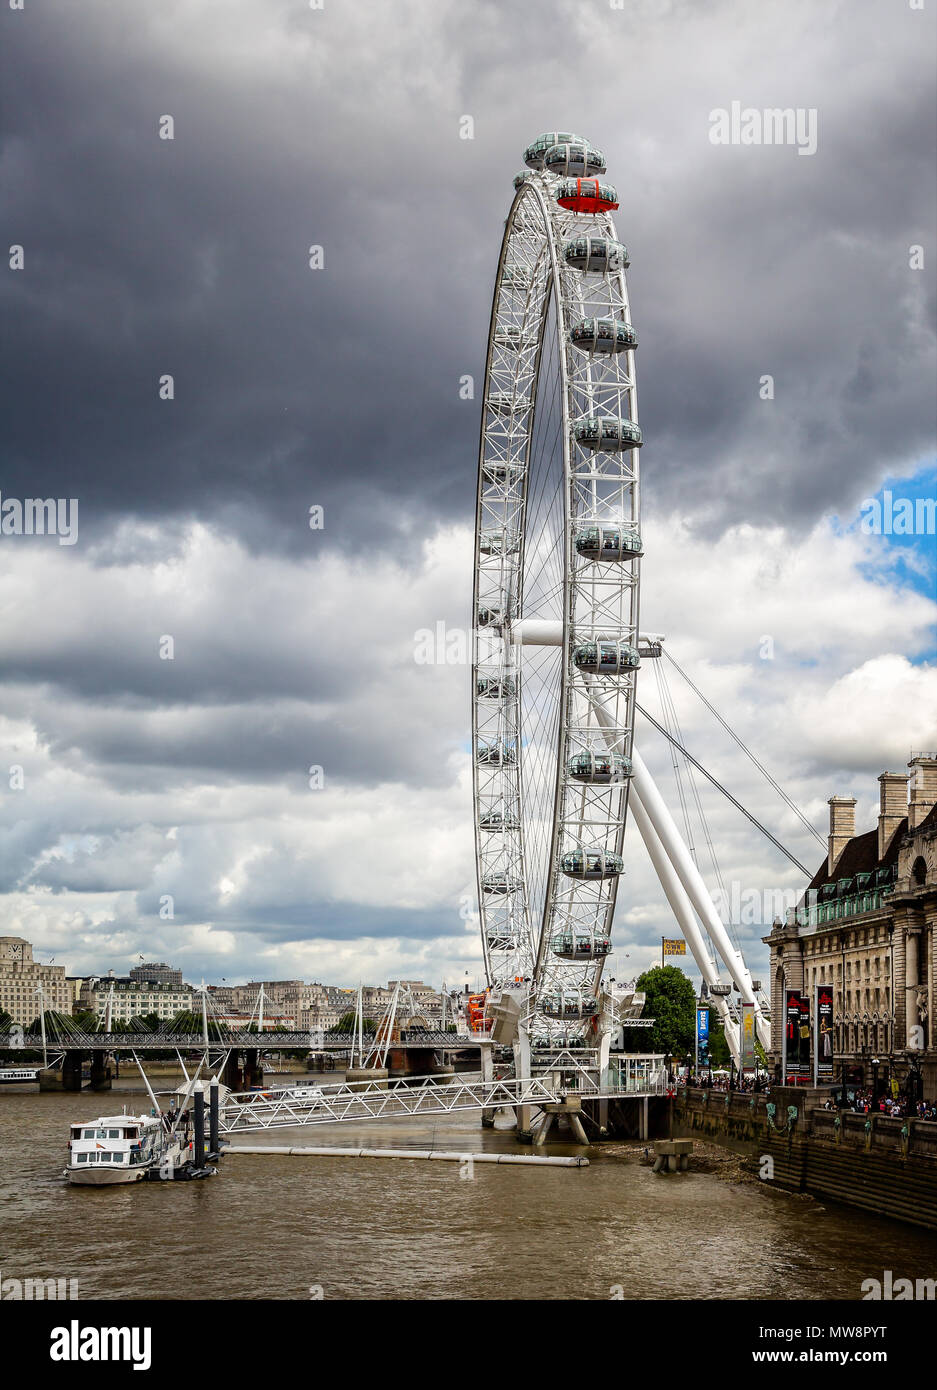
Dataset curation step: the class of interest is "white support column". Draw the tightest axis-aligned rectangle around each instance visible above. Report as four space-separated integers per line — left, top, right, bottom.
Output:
630 789 741 1065
631 749 770 1051
585 680 748 1056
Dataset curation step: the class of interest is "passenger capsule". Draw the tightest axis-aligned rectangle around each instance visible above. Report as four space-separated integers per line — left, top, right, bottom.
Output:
477 602 511 628
575 525 643 562
481 460 524 486
540 990 599 1021
572 640 640 676
543 142 606 178
569 317 637 354
476 742 516 767
573 416 643 451
501 266 532 288
493 327 532 350
561 847 624 880
513 170 537 190
523 131 585 169
481 871 520 894
476 675 516 699
479 530 520 556
567 750 633 783
551 933 612 961
555 179 619 215
479 810 520 831
487 391 530 414
563 236 630 273
487 931 521 951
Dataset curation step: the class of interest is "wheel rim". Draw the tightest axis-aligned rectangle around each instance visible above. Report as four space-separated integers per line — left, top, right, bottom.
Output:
473 148 641 1070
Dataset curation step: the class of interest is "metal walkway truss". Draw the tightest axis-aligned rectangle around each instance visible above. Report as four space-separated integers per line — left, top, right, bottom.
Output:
218 1073 639 1135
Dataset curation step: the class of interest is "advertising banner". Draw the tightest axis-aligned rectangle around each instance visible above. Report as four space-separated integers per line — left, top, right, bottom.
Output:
798 995 811 1077
662 938 686 957
785 991 801 1080
815 983 834 1082
740 1002 756 1071
696 1006 710 1070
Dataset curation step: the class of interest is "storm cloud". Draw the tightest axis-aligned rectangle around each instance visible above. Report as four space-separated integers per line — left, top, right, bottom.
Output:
0 0 934 986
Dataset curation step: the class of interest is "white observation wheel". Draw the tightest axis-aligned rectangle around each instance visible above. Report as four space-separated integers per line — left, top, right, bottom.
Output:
472 133 642 1078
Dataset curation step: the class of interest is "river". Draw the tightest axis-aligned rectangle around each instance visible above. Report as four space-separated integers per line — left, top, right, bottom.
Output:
2 1076 935 1300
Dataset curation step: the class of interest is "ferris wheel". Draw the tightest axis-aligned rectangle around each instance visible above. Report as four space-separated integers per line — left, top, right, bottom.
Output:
472 132 642 1071
472 133 771 1082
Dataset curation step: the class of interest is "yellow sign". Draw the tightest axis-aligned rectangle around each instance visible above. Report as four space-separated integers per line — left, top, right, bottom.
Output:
662 939 686 956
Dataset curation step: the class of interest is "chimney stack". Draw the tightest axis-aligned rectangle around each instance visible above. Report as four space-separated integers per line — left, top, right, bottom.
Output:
828 797 856 875
878 771 908 859
908 754 937 831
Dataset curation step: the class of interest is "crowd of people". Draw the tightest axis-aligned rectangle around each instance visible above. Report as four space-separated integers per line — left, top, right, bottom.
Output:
674 1069 936 1118
676 1071 769 1093
822 1090 937 1120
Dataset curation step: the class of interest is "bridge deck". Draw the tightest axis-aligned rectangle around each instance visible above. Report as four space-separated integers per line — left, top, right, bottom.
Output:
218 1073 666 1134
9 1030 481 1052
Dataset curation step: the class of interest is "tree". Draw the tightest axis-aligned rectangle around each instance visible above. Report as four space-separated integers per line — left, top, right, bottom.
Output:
329 1011 376 1033
707 1013 731 1067
627 966 695 1058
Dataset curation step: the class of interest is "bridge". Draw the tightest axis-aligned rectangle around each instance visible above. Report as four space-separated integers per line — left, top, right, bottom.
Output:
218 1066 668 1144
10 1029 473 1052
4 1027 485 1093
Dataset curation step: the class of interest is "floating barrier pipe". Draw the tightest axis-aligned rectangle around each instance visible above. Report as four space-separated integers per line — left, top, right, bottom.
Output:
226 1145 588 1166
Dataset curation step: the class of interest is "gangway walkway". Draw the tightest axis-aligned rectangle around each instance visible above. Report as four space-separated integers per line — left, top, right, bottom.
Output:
218 1070 666 1135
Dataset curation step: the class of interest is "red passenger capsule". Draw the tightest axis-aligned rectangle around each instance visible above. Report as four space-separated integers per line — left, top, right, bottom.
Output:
555 178 619 215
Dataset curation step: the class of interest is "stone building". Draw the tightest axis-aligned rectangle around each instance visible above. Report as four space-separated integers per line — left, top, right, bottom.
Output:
80 974 193 1026
0 937 70 1025
130 961 183 989
765 755 937 1099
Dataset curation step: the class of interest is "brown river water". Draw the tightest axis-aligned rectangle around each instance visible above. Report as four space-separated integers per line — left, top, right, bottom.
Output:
2 1074 935 1300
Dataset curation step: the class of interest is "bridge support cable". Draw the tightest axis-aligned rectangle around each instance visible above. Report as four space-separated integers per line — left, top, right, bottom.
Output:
654 659 740 954
662 649 825 849
585 682 769 1047
631 748 771 1050
635 704 811 877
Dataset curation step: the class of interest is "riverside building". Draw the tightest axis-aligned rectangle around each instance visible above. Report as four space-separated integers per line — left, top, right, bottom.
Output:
0 937 69 1025
766 755 937 1099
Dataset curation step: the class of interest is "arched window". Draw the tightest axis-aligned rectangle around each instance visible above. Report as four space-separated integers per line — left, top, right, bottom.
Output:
912 856 927 887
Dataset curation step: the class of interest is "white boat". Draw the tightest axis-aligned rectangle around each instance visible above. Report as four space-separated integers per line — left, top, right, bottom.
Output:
278 1083 324 1103
0 1066 40 1085
66 1113 184 1186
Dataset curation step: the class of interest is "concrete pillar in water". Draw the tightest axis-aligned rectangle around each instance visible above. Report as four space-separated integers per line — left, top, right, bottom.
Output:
193 1083 206 1169
533 1112 554 1146
345 1067 389 1091
63 1051 84 1092
209 1076 220 1159
244 1048 263 1088
479 1042 495 1128
569 1113 589 1145
222 1051 242 1091
89 1052 111 1091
